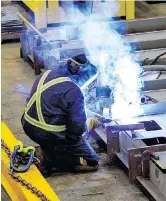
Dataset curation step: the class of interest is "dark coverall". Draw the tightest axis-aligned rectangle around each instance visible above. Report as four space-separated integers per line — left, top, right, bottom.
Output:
21 64 99 172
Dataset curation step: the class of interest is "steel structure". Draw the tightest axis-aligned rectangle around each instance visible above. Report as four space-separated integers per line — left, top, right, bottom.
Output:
94 80 166 201
18 15 166 75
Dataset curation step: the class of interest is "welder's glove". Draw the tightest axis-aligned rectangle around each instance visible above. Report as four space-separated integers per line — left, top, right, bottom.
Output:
87 117 102 132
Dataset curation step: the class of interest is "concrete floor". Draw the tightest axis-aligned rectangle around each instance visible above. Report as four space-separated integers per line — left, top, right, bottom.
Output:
2 1 166 201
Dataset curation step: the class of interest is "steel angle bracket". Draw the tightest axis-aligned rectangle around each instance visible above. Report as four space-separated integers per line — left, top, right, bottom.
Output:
128 145 166 181
1 121 60 201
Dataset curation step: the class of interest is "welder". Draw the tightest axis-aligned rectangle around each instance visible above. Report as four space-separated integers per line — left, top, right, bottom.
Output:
21 54 101 177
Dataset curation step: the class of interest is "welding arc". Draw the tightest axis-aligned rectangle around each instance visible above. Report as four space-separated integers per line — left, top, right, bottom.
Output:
142 65 166 72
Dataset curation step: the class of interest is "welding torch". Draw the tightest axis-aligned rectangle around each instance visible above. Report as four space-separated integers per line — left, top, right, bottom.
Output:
89 113 145 133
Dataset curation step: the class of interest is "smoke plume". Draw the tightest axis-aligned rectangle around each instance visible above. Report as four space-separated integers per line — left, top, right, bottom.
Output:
77 2 144 121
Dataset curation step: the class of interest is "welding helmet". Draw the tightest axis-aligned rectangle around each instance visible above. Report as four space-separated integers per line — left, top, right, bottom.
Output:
67 54 88 75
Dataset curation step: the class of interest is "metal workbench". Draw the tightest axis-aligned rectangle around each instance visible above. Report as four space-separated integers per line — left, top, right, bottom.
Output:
94 79 166 201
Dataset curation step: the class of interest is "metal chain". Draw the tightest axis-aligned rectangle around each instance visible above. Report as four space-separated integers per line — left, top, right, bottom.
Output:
1 139 51 201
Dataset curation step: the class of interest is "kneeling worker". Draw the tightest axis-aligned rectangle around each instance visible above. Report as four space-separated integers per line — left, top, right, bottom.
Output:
21 54 101 177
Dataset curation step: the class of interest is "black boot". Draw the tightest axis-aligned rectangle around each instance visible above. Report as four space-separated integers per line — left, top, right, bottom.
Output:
35 146 52 178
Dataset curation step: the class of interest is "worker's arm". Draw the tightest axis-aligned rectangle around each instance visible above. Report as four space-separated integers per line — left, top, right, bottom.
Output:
66 86 87 137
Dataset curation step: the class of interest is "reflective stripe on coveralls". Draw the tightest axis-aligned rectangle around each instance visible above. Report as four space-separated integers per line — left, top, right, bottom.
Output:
24 70 72 132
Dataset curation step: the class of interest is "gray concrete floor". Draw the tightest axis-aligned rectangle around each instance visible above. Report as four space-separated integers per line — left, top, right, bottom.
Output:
2 1 166 201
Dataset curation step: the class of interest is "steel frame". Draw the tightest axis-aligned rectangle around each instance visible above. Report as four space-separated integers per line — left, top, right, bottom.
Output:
94 105 166 200
143 79 166 91
72 16 166 35
20 16 166 75
94 80 166 200
137 159 166 201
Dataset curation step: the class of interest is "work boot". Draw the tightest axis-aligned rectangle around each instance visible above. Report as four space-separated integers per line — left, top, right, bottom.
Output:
35 147 44 171
73 159 99 172
35 146 52 178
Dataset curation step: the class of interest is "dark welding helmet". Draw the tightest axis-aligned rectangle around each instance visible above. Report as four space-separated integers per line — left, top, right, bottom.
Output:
67 54 88 75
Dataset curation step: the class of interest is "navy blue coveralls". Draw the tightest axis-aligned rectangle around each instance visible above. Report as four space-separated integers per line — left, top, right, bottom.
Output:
21 63 99 171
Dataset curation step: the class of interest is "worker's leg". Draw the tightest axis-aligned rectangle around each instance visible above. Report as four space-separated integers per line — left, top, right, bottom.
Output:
22 117 99 174
70 137 99 172
21 118 56 176
47 137 99 172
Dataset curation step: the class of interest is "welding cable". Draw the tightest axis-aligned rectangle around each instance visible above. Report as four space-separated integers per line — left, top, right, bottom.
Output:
142 65 166 72
156 71 162 79
141 52 166 66
141 58 150 66
144 95 158 103
148 52 166 65
141 51 166 68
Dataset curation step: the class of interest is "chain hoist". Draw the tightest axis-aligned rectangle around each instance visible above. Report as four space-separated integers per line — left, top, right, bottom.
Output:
1 139 51 201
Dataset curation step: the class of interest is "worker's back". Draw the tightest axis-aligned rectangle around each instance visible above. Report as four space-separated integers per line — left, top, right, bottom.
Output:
23 67 87 140
22 62 97 143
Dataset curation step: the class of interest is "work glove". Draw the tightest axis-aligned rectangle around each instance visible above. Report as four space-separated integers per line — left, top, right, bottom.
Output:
87 117 102 132
86 109 112 131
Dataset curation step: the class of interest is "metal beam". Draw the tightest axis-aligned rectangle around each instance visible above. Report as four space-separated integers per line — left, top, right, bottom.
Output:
94 127 107 144
66 17 166 39
143 79 166 91
54 31 166 60
137 176 166 201
116 17 166 34
128 144 166 181
106 123 145 132
54 48 166 64
53 43 166 63
141 102 166 116
126 30 166 50
137 48 166 64
1 121 60 201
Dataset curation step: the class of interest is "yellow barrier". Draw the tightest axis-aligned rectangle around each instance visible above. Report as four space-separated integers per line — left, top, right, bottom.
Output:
23 0 47 29
22 0 135 28
126 0 135 20
1 121 60 201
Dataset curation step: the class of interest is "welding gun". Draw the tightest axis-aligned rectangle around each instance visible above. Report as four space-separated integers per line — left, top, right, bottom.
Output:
87 114 112 131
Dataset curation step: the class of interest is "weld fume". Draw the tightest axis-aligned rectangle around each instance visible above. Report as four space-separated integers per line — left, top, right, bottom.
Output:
77 6 144 121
